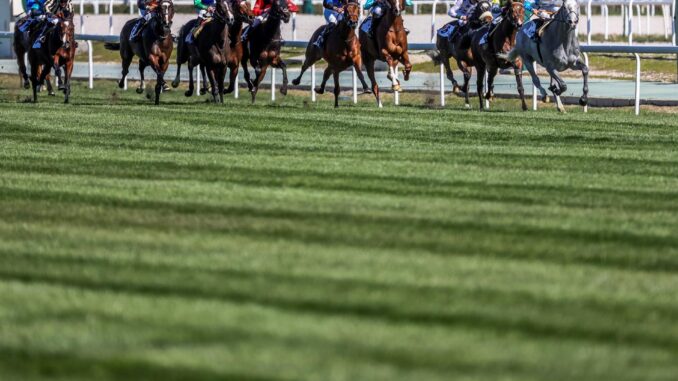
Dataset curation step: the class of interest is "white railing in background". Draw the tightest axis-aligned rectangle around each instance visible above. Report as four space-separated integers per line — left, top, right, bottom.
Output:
1 32 677 115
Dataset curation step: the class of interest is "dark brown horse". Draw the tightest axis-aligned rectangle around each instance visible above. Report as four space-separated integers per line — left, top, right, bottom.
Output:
471 0 526 110
14 18 54 95
27 14 72 102
105 0 174 105
242 0 291 103
52 11 77 103
185 0 236 103
291 1 370 107
432 0 491 108
173 18 210 95
358 0 411 107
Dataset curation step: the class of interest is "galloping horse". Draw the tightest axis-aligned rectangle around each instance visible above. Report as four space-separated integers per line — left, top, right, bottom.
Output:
432 0 491 107
174 19 210 96
27 13 72 102
503 0 588 112
359 0 412 107
14 18 54 95
52 10 77 103
471 0 526 110
105 0 174 105
184 0 236 103
291 1 370 107
242 0 291 103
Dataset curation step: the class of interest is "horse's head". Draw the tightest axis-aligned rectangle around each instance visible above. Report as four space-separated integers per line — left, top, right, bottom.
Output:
216 0 235 25
470 0 492 27
343 1 361 28
386 0 405 16
233 0 255 23
558 0 579 29
272 0 291 23
159 0 174 34
56 13 73 48
505 0 524 28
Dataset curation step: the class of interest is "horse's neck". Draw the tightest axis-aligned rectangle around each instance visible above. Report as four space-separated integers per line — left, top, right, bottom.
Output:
229 20 243 40
337 22 354 41
496 17 517 48
547 18 577 50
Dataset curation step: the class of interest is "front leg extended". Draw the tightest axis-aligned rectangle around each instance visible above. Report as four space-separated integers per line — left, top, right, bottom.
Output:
273 57 288 96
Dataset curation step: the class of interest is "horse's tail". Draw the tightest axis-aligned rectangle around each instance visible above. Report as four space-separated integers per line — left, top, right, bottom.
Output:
428 50 443 66
104 42 120 51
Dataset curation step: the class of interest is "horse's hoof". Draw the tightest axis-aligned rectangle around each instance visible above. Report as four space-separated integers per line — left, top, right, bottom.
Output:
48 91 56 97
280 87 288 96
315 88 324 95
23 81 30 89
453 85 461 94
118 81 124 89
464 103 471 109
291 78 300 86
579 97 588 107
362 88 372 95
171 80 180 88
200 88 208 95
162 84 170 92
184 90 194 97
223 88 233 94
136 88 144 94
522 104 528 111
543 95 550 103
392 84 401 92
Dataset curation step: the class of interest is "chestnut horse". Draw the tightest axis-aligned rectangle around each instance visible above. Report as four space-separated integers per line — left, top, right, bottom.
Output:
53 11 77 103
105 0 174 105
291 1 370 107
185 0 236 103
242 0 291 103
358 0 411 107
13 19 54 95
470 0 526 110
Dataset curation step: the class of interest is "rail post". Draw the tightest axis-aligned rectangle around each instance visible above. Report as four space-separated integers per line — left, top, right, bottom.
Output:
234 73 239 99
109 0 114 35
586 0 592 44
674 0 678 81
603 4 609 40
271 69 276 102
195 67 201 97
394 68 399 105
352 67 358 104
634 53 640 115
292 13 297 40
583 52 589 113
431 0 438 42
87 40 93 89
628 0 634 44
80 0 85 33
439 63 445 107
311 64 316 102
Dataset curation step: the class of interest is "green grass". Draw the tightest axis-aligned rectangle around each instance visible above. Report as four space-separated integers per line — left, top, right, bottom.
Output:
1 75 678 381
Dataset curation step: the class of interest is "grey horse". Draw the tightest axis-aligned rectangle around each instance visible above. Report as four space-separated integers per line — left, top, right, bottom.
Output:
501 0 588 112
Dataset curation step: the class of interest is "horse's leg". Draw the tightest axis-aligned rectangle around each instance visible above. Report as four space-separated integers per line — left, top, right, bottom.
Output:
225 62 238 94
45 71 55 96
154 70 164 105
206 67 219 103
486 65 498 101
522 58 548 103
17 49 30 89
273 58 288 96
316 67 331 95
332 69 340 108
242 53 254 91
53 62 63 91
514 61 528 111
442 57 459 93
546 67 567 113
137 61 147 94
292 50 319 86
573 59 589 107
475 63 486 110
251 64 268 103
365 58 381 107
352 56 371 94
119 53 132 89
217 66 225 103
30 58 39 102
185 61 196 97
461 64 472 109
200 65 209 95
398 51 412 81
64 58 73 104
383 54 400 91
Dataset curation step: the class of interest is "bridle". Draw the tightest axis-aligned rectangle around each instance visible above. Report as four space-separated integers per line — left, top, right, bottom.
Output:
213 0 235 25
233 0 254 23
158 0 173 36
505 2 524 28
342 2 360 28
270 0 291 22
553 4 579 29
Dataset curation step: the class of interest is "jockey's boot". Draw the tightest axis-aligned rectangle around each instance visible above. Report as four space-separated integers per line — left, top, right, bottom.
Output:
367 17 379 38
313 23 334 49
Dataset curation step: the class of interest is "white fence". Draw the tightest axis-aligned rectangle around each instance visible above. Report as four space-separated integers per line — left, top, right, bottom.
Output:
1 32 678 115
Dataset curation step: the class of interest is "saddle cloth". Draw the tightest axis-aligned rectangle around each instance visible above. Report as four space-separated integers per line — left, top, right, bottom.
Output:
359 16 372 34
522 19 537 39
479 29 489 45
437 22 455 39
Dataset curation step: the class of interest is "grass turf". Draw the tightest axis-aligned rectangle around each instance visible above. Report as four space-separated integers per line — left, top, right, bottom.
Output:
0 76 677 381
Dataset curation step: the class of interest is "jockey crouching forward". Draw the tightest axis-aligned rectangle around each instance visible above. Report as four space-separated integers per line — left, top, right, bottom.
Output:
313 0 346 48
130 0 160 42
438 0 478 40
186 0 216 43
525 0 561 39
241 0 299 41
364 0 411 38
22 0 60 48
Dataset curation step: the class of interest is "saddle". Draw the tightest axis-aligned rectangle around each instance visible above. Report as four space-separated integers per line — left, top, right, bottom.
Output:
192 17 213 39
536 18 554 37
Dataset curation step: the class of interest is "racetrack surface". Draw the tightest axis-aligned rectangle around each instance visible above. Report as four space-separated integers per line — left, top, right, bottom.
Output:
1 77 677 381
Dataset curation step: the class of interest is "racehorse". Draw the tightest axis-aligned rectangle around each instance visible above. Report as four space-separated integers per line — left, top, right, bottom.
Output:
502 0 588 112
359 0 412 107
27 13 72 102
242 0 291 103
431 0 492 107
470 0 526 110
173 0 253 96
291 0 371 107
52 10 77 103
13 18 54 95
184 0 236 103
105 0 174 105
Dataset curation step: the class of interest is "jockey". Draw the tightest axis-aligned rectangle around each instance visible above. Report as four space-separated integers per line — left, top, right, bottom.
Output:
313 0 346 48
447 0 479 28
130 0 160 42
364 0 412 38
22 0 60 47
241 0 299 41
525 0 561 38
186 0 216 43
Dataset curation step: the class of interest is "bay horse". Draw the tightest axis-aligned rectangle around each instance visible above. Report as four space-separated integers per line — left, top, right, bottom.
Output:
27 14 71 102
242 0 291 103
431 0 492 107
105 0 174 105
52 10 77 103
173 18 210 96
502 0 588 112
291 1 370 107
470 0 526 110
185 0 236 103
359 0 412 107
13 18 54 95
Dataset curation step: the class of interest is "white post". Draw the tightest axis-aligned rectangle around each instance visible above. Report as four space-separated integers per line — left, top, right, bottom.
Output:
311 64 316 102
130 0 135 15
663 5 669 39
439 63 445 106
94 0 100 14
292 13 297 40
583 52 588 113
87 40 94 89
431 0 438 42
234 73 239 99
394 69 399 105
604 4 609 40
634 53 640 115
195 67 201 97
271 69 276 102
352 67 358 104
587 0 592 44
646 5 650 35
483 70 489 110
109 0 114 35
629 0 634 44
80 0 85 33
532 62 537 110
124 76 127 90
636 5 642 34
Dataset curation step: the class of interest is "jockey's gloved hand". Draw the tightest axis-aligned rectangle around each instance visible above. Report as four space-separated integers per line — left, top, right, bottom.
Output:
37 14 46 21
538 10 550 19
208 5 216 13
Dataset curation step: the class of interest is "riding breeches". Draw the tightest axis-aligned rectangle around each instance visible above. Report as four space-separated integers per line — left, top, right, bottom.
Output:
324 9 343 24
